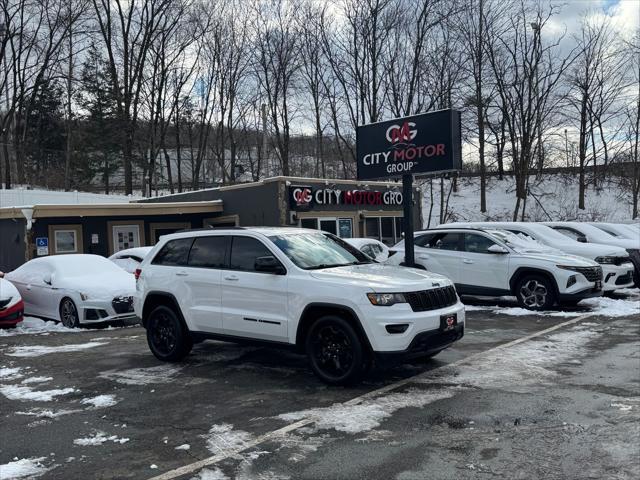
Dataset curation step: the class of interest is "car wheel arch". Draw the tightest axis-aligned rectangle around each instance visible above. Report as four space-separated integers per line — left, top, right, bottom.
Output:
142 291 187 329
509 267 560 297
295 303 372 354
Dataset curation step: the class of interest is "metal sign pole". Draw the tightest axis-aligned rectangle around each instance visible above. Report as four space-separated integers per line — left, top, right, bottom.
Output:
402 173 415 267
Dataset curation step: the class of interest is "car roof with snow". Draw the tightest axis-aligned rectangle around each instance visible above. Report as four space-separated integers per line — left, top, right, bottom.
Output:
156 226 326 243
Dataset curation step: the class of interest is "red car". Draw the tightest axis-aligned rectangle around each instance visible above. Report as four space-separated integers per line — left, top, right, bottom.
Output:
0 276 24 328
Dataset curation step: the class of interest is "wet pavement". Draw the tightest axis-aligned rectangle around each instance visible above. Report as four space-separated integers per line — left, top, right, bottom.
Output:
0 300 638 480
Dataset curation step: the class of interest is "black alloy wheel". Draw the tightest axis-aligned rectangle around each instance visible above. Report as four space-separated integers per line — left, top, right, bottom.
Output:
146 305 192 361
306 315 367 385
60 298 80 328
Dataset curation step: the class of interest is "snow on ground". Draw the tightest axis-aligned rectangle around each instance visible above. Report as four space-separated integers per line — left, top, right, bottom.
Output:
422 174 637 226
99 365 183 385
0 457 54 479
278 388 460 434
0 318 82 337
0 384 76 402
6 341 108 357
464 293 640 318
80 394 118 408
0 367 23 381
20 376 53 385
190 468 230 480
73 431 129 446
175 444 191 451
202 424 254 455
15 408 80 419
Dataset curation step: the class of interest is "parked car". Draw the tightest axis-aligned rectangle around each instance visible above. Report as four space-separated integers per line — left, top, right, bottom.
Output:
344 238 392 262
542 222 638 288
440 222 634 292
387 227 603 310
6 255 137 328
588 223 639 240
0 276 24 328
109 246 153 274
134 227 465 385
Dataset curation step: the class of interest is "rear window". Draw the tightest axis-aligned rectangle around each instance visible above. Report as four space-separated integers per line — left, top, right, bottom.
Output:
188 236 228 268
152 238 193 266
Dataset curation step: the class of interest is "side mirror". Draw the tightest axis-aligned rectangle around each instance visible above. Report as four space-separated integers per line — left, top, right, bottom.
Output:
255 255 285 275
43 273 52 285
577 236 587 243
487 244 509 254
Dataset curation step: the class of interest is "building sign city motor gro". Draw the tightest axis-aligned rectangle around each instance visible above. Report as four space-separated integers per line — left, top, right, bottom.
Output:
289 186 403 210
356 109 462 180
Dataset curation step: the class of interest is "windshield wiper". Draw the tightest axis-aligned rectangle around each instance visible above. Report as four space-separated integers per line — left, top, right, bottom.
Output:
306 263 353 270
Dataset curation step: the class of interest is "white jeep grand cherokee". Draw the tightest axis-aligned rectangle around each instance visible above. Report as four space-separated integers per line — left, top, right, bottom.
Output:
134 227 465 385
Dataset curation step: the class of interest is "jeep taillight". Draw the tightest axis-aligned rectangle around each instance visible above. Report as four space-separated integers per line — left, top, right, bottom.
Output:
134 268 142 280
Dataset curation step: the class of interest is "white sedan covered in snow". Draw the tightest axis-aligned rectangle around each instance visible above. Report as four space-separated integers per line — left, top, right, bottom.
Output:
6 255 137 328
109 246 153 274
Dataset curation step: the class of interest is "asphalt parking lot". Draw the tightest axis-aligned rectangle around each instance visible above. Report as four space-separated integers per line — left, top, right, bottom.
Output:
1 295 639 480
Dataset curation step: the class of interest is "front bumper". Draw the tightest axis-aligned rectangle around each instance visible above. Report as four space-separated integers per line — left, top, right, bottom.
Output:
374 324 465 364
0 300 24 327
80 297 136 324
558 287 603 302
601 263 635 291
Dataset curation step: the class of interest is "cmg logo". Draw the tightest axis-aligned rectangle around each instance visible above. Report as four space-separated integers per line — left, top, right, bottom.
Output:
385 121 417 144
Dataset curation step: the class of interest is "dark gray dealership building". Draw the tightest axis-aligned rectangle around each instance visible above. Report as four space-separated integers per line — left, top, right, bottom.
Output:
0 177 421 271
140 176 422 244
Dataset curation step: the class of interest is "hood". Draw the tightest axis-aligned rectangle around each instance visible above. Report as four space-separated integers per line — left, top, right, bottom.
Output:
309 264 451 291
54 272 136 300
552 241 629 259
590 239 639 250
0 278 21 309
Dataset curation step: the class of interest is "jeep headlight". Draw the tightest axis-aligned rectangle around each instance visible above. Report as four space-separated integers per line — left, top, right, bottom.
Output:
594 256 616 264
367 293 406 306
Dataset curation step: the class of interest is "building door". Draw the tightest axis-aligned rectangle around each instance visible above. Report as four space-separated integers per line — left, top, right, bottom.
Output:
112 225 141 253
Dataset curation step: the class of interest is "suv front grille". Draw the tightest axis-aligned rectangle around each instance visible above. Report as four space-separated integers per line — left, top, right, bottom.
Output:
573 266 603 282
112 296 134 314
405 286 458 312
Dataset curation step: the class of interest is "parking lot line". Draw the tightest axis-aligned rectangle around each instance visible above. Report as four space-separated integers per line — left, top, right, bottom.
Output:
148 312 596 480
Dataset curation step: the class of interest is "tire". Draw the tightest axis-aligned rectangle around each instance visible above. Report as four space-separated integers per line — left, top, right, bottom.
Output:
515 274 556 311
60 298 80 328
146 305 192 362
305 315 368 386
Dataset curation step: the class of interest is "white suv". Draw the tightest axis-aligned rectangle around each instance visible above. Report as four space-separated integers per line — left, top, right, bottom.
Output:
386 227 603 310
134 227 465 385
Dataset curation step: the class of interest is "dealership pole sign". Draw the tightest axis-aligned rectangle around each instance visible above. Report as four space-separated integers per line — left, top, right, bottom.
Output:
356 109 462 180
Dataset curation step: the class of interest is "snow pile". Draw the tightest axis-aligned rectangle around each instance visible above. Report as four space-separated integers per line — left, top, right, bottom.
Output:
465 294 640 318
202 424 254 455
0 384 76 402
21 376 53 385
190 469 230 480
175 444 191 451
16 408 79 418
6 341 108 357
423 174 636 226
0 457 53 479
279 388 459 434
0 317 81 337
73 431 129 446
80 394 118 408
99 365 183 385
0 367 23 381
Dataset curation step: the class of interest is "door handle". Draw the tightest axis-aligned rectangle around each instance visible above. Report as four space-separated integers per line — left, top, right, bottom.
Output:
176 271 189 277
224 275 239 281
463 259 474 264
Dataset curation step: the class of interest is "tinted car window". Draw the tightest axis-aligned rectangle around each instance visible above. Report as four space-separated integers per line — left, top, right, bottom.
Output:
414 234 434 247
152 238 193 266
421 232 460 251
230 236 274 272
464 233 497 253
188 236 227 268
554 227 583 241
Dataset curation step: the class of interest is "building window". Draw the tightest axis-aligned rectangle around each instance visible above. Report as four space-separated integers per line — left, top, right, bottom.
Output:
299 217 353 238
149 222 191 243
364 216 404 246
48 225 84 255
112 225 141 252
55 230 78 253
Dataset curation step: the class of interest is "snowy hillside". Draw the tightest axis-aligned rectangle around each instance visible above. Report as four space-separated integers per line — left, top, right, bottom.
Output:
421 174 638 228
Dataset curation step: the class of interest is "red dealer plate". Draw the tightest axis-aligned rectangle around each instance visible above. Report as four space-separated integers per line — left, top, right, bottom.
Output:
440 313 457 332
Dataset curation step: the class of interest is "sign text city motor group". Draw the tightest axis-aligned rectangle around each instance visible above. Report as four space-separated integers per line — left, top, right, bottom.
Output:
291 187 403 208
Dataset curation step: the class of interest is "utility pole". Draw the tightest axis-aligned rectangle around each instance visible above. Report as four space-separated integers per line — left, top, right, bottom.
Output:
261 103 268 178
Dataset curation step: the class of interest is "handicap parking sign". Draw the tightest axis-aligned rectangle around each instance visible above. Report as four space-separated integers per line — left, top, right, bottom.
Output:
36 237 49 256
